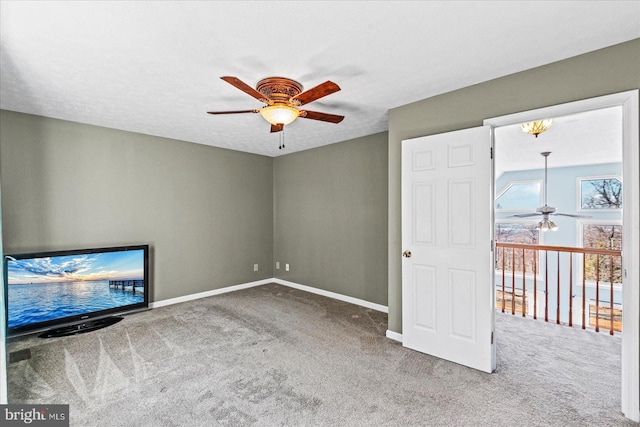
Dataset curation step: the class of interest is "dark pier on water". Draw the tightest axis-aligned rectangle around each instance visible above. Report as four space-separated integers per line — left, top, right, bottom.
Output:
109 279 144 295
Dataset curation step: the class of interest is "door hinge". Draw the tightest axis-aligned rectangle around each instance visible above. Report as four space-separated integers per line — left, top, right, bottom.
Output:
491 240 494 252
491 331 494 344
490 147 493 159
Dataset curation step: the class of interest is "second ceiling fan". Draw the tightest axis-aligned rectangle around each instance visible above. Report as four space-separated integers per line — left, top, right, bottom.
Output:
510 151 591 230
207 76 344 133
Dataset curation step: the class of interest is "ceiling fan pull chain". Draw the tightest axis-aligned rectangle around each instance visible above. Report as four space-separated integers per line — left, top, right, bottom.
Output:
279 128 285 150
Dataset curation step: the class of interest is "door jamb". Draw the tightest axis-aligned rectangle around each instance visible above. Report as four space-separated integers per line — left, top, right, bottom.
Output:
483 89 640 422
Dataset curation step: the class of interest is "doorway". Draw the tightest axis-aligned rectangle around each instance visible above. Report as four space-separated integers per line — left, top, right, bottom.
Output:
484 89 639 422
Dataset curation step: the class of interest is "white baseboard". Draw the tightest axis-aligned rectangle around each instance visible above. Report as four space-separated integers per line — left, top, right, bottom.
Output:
149 278 272 309
272 278 388 313
149 278 389 315
386 329 403 342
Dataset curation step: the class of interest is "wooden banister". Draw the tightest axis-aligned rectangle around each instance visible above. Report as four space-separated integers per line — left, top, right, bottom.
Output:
495 242 622 335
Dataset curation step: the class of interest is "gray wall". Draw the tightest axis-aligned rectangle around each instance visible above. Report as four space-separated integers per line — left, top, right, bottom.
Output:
0 110 274 302
0 179 6 403
0 111 389 308
274 133 388 306
388 38 640 333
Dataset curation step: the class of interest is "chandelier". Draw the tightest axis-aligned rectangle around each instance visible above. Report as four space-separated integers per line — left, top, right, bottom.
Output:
521 119 553 138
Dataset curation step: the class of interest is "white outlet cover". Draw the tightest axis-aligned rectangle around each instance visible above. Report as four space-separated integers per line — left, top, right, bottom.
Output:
276 262 280 269
286 264 290 272
253 264 258 272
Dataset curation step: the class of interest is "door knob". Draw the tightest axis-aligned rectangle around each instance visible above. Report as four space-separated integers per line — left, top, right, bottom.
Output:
402 250 412 258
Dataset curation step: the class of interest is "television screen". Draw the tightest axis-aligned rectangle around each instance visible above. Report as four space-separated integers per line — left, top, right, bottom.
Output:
4 245 149 337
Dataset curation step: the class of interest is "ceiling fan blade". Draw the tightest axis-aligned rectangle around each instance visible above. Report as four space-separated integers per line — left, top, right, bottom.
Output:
207 110 259 115
508 213 541 218
220 76 268 103
300 110 344 124
294 81 341 105
552 213 593 218
270 123 283 133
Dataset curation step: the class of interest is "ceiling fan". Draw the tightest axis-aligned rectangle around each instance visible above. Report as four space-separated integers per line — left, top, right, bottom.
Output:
207 76 344 134
509 151 591 231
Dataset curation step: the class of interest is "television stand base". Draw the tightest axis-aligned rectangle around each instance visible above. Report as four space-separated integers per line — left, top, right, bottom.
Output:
38 316 124 338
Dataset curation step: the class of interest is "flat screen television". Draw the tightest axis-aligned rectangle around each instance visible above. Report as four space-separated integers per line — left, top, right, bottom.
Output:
4 244 149 338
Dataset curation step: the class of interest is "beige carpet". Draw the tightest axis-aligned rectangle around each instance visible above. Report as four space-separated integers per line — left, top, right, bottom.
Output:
6 283 636 426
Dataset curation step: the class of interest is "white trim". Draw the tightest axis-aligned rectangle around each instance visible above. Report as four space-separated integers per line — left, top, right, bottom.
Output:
620 90 640 423
149 279 273 308
150 278 389 314
272 278 388 313
485 89 640 423
386 329 403 342
484 91 636 128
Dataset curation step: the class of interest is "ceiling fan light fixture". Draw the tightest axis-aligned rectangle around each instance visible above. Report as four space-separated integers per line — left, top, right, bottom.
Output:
259 105 300 126
521 119 553 138
537 218 558 231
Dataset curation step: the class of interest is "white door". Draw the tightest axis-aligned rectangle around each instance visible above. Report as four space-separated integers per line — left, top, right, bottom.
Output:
401 125 495 373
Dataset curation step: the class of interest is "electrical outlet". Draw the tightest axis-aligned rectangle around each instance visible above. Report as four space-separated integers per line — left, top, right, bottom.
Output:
285 263 290 272
253 264 258 272
276 261 280 269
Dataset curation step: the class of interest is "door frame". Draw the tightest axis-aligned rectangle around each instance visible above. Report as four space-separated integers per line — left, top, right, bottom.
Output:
484 89 639 422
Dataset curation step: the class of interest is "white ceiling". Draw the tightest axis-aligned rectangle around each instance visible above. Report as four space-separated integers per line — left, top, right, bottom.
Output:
495 106 623 177
1 1 639 157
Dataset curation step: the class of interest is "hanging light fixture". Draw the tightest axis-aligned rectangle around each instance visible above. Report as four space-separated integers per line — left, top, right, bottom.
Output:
259 105 300 126
537 218 558 231
521 119 553 138
536 151 557 232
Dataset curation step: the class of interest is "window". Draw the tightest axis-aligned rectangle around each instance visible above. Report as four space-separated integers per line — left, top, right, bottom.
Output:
495 181 541 211
582 223 622 284
495 222 540 273
579 177 622 210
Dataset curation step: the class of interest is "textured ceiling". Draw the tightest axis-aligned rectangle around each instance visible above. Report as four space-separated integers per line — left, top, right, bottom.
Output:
1 1 639 157
495 107 623 177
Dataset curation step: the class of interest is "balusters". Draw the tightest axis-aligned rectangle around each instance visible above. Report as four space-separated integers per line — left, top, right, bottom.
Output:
582 254 586 330
494 242 621 336
545 251 549 323
595 254 600 333
556 252 561 325
533 252 537 320
522 248 526 317
610 255 615 336
569 252 573 327
511 248 516 315
501 247 506 313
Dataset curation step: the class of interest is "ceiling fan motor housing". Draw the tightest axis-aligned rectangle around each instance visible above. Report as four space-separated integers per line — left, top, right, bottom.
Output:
256 77 303 106
536 205 557 214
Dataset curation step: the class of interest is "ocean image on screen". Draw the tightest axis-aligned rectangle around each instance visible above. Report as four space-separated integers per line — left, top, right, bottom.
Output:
7 249 145 329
